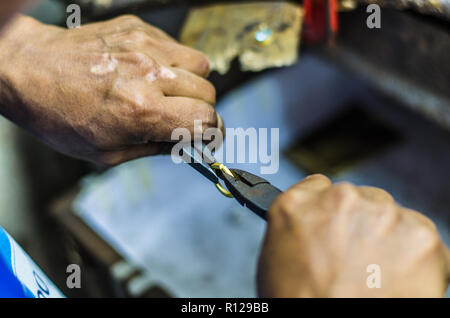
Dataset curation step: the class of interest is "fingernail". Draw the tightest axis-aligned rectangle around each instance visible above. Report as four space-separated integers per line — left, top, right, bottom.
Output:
203 59 211 77
216 113 225 137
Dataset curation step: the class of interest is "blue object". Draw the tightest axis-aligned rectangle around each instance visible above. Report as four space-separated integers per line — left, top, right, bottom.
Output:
0 226 64 298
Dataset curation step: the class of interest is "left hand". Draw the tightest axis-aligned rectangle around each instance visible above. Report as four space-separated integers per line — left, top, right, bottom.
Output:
0 15 222 165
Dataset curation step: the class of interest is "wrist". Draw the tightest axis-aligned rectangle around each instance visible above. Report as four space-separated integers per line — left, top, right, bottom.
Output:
0 15 43 60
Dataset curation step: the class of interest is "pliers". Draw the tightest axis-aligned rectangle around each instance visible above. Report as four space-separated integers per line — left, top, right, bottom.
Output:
181 144 282 220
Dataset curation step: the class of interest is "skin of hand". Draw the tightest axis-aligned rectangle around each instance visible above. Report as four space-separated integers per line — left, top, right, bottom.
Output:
0 15 223 165
258 174 450 297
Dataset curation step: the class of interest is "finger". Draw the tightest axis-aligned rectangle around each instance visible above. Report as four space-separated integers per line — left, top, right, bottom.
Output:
290 174 332 192
112 15 177 43
158 42 211 77
157 67 216 105
142 24 177 43
217 113 225 137
357 186 394 203
401 207 438 230
132 19 177 43
150 96 218 142
101 20 210 77
445 247 450 282
95 141 173 166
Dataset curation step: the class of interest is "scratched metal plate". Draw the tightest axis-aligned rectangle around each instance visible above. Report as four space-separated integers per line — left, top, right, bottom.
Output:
180 2 304 74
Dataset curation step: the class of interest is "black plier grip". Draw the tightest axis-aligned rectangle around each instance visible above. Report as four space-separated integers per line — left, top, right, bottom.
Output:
217 169 282 220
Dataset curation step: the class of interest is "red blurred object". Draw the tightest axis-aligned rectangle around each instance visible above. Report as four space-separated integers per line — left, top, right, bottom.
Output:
328 0 339 33
303 0 338 44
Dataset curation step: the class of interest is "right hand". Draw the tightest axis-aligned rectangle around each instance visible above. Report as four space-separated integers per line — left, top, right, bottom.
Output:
0 15 222 165
258 174 450 297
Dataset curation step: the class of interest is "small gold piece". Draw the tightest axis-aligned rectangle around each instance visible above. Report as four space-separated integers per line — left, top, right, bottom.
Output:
180 2 304 74
210 162 235 178
210 162 236 198
215 183 234 198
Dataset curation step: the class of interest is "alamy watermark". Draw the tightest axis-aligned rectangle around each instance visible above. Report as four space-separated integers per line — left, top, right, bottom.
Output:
66 264 81 289
171 120 280 175
366 264 381 289
66 4 81 29
66 3 380 30
366 4 381 29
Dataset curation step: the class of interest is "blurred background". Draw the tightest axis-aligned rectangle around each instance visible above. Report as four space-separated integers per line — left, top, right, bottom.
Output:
0 0 449 297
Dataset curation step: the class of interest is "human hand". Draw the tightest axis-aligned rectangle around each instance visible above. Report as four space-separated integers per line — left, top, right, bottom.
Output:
0 15 222 165
258 174 450 297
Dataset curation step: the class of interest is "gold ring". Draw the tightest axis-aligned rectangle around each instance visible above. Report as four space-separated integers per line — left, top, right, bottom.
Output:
210 162 235 198
215 183 233 198
210 163 235 178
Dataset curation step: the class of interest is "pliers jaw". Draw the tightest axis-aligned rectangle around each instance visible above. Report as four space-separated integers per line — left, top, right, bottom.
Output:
217 169 282 220
180 144 282 220
181 145 219 184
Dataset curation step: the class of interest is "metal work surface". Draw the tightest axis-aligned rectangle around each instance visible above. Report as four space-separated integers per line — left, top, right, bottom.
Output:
73 55 450 297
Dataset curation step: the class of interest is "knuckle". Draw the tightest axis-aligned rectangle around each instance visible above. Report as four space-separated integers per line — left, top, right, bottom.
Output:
401 210 442 257
126 51 159 72
360 186 394 202
334 181 355 192
127 29 149 43
144 25 164 37
118 15 142 24
307 173 329 182
373 203 400 234
303 173 331 187
379 202 398 220
419 229 442 256
407 208 438 231
325 182 357 211
332 182 357 199
269 191 298 219
416 217 440 238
